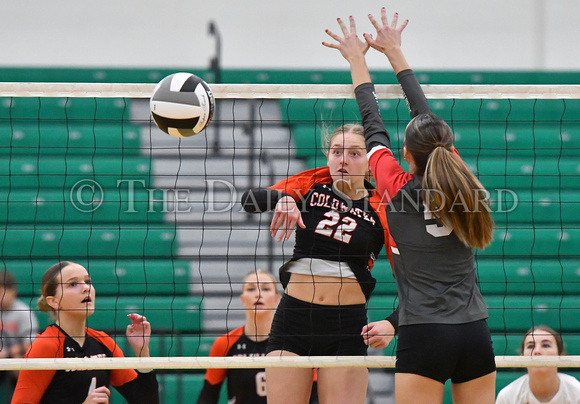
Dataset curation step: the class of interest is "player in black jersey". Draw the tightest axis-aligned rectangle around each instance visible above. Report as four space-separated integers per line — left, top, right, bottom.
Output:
12 261 159 404
241 125 396 404
197 269 319 404
197 270 272 403
324 8 496 404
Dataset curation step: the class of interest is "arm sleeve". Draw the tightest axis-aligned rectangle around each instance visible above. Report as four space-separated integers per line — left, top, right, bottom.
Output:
396 69 432 117
115 371 160 404
11 335 59 404
354 82 392 152
384 307 399 335
196 332 236 403
241 188 286 213
196 380 223 404
241 166 333 212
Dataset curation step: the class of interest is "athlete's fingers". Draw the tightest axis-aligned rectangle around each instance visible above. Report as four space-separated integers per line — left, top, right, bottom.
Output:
381 7 389 26
368 13 380 30
324 28 341 42
321 41 340 50
398 18 409 32
270 213 285 236
336 17 348 35
361 323 373 335
390 12 398 29
349 15 356 34
127 313 146 324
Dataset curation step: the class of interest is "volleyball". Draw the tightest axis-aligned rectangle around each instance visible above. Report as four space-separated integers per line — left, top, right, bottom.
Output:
150 72 215 137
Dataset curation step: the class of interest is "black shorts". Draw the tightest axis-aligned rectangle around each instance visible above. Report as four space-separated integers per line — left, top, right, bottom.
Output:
267 294 368 356
396 320 496 384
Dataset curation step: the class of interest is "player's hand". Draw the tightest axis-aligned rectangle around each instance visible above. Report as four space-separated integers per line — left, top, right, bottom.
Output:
361 320 395 349
365 7 409 55
126 313 151 357
322 15 369 63
270 196 305 242
83 386 111 404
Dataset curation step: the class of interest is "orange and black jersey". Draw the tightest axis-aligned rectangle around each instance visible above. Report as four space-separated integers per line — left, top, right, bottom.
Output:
11 324 159 404
197 326 268 404
197 326 318 404
241 166 392 301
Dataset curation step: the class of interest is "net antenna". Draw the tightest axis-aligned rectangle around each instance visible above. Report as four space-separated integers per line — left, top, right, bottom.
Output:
208 20 222 154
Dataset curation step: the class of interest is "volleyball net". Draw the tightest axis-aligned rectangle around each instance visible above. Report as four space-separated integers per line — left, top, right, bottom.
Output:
0 81 579 380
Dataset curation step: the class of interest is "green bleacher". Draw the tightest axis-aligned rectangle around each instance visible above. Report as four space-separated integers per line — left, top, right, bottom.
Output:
0 97 131 121
0 155 153 189
0 85 208 404
2 67 580 84
7 259 191 299
0 122 142 156
1 68 579 403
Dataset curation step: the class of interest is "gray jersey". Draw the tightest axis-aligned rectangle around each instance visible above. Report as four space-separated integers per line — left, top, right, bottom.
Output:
0 298 38 352
356 72 489 327
385 176 488 326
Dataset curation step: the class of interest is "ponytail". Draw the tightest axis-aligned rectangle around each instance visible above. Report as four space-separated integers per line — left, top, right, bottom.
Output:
422 147 493 249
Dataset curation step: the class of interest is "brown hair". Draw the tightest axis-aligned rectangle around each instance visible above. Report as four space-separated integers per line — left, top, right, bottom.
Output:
521 325 566 355
0 270 16 289
405 114 493 249
37 261 74 313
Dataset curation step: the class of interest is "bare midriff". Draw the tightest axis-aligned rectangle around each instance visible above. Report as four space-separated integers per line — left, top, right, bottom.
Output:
285 273 366 305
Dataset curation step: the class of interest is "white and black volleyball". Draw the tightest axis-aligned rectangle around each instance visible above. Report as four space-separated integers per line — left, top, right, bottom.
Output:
150 72 215 137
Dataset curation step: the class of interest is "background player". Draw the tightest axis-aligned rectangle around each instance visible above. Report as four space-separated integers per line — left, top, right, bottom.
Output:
496 325 580 403
0 270 38 401
11 261 159 404
197 269 301 404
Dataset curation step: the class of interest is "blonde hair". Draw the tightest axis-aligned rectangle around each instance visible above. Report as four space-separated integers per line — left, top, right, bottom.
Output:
322 124 365 155
241 269 279 294
322 123 372 183
406 114 493 249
